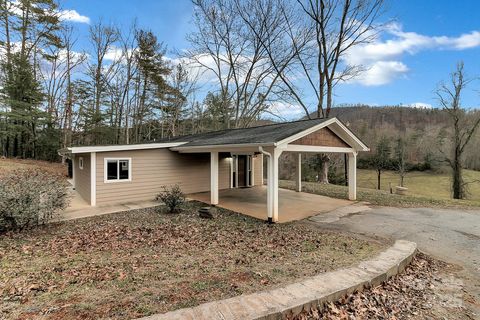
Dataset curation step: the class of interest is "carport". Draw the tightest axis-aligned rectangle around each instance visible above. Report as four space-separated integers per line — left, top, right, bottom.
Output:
171 117 369 223
188 186 352 222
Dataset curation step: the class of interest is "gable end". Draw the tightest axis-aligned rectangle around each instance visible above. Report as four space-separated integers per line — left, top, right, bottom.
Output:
291 127 350 148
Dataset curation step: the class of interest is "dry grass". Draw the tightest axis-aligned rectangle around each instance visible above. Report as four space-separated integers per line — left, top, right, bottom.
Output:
0 202 384 320
281 177 480 209
357 169 480 204
0 158 67 177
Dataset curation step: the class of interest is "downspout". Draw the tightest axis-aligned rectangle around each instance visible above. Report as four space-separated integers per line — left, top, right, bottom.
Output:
259 146 273 224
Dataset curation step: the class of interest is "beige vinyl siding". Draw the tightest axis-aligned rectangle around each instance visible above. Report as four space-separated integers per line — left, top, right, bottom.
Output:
74 153 91 204
95 149 230 205
253 154 263 186
218 154 231 190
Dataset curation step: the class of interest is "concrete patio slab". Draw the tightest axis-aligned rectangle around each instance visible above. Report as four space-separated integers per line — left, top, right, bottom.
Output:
188 186 352 223
60 187 158 221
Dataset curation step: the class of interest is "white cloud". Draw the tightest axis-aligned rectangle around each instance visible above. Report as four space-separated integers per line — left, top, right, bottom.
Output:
403 102 433 109
104 47 124 61
58 9 90 24
344 23 480 86
8 1 90 24
443 31 480 50
347 24 480 66
266 101 305 120
352 61 409 86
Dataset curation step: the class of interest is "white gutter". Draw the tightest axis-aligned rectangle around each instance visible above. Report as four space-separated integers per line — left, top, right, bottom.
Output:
172 142 275 151
258 146 271 158
68 142 187 154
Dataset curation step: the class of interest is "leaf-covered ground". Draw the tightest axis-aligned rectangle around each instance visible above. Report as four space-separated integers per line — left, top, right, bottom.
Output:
0 202 384 320
0 158 67 177
293 253 475 320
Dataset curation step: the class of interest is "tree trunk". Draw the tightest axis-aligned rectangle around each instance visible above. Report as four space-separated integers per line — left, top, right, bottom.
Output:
452 149 463 199
326 83 333 118
377 169 381 190
318 154 330 184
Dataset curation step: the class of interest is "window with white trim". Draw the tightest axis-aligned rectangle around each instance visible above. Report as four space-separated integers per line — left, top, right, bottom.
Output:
105 158 131 182
79 157 84 170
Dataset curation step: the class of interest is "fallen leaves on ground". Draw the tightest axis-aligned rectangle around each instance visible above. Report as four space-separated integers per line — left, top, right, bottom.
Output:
0 202 383 320
293 253 474 320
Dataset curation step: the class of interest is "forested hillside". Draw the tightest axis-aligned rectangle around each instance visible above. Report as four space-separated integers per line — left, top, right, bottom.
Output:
1 0 478 176
329 105 480 171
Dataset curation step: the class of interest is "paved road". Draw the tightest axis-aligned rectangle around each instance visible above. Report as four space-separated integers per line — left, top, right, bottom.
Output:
308 205 480 315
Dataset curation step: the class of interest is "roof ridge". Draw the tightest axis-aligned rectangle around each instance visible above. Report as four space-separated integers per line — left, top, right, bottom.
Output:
160 117 332 142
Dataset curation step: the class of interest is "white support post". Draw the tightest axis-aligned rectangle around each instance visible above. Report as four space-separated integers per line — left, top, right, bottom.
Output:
271 148 281 222
234 155 239 188
72 155 76 190
295 153 302 192
246 155 251 186
260 147 281 223
266 153 272 221
260 154 264 185
229 155 234 189
90 152 96 206
348 152 357 201
250 155 255 186
210 151 219 205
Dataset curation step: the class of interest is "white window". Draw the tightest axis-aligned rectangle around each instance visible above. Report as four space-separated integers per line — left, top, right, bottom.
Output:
104 158 132 183
79 157 84 170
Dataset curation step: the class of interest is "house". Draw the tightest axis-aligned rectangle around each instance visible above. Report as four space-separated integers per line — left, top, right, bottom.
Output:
60 117 369 222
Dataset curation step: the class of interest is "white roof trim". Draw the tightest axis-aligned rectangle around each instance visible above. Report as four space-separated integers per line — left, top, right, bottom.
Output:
275 117 369 152
274 118 336 146
68 142 187 154
171 142 275 152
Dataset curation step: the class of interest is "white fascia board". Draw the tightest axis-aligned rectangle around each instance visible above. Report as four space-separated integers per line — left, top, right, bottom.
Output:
283 145 355 153
69 142 187 154
171 142 274 153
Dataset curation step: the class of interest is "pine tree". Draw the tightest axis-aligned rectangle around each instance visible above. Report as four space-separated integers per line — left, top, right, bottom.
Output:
2 53 45 158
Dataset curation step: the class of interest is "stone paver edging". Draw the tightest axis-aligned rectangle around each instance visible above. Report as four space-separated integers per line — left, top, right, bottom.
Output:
140 240 417 320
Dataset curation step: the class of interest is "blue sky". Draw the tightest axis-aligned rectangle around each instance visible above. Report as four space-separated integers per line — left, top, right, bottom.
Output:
61 0 480 116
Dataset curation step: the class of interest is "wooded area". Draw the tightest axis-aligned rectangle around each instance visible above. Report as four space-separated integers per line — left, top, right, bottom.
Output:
1 0 479 199
0 0 386 161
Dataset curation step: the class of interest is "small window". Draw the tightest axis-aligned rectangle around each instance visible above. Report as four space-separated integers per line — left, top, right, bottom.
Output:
105 158 131 182
79 157 84 170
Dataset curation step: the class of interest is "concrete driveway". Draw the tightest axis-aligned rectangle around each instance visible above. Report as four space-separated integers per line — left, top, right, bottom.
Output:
307 205 480 315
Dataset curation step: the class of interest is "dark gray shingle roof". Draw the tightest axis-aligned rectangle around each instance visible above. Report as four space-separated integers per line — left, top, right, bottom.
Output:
164 118 330 147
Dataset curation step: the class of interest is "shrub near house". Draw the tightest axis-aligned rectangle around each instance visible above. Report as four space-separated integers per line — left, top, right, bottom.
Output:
156 184 186 213
0 169 70 232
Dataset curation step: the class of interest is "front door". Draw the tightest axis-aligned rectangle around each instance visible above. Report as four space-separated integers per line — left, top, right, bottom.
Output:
237 155 247 187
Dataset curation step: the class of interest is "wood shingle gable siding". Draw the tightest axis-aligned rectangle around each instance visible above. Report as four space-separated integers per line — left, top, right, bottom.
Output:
291 127 350 148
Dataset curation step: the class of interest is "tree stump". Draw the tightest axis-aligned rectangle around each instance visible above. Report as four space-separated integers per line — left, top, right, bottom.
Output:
198 207 214 219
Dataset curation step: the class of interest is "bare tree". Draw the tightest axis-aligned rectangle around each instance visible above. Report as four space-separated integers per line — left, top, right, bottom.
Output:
186 0 286 129
88 21 119 130
235 0 385 183
40 26 86 158
436 62 480 199
296 0 385 118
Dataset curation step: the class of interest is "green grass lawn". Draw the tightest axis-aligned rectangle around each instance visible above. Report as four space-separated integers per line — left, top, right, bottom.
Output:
281 169 480 209
357 169 480 202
